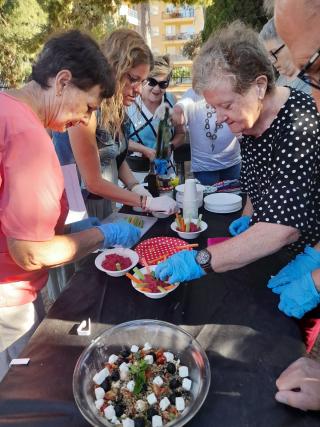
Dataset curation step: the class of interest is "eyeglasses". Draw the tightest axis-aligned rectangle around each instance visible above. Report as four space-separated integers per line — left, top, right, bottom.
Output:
147 77 170 90
126 73 147 88
269 43 285 64
297 48 320 91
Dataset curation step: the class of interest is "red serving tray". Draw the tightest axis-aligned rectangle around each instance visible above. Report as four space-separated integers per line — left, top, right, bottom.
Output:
135 236 188 265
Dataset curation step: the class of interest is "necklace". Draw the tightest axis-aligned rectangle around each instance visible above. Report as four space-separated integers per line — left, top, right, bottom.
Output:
204 104 223 152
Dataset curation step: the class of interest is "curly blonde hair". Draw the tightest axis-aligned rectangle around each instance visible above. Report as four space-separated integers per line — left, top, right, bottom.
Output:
100 29 153 135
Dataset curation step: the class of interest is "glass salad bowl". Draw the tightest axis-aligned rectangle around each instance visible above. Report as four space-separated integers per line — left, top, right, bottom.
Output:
73 319 211 427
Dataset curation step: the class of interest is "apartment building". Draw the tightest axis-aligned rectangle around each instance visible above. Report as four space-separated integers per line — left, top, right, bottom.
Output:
148 2 204 69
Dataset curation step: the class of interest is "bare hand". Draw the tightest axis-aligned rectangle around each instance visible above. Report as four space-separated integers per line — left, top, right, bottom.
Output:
275 357 320 411
143 147 156 161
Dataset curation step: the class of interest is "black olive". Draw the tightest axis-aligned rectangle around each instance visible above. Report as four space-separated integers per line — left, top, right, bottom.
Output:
114 403 125 417
120 349 131 358
134 418 145 427
169 378 181 389
141 383 148 393
147 407 158 420
169 391 181 404
150 351 157 361
167 362 176 374
100 377 111 392
111 370 120 381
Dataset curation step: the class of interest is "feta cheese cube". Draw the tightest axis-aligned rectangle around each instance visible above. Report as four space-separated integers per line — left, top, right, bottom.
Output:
94 399 104 410
135 399 147 412
152 415 163 427
144 355 154 365
147 392 157 405
179 366 189 378
104 405 115 420
108 354 118 364
94 387 105 400
182 377 192 391
126 380 135 392
143 342 152 351
163 352 174 362
153 375 163 386
119 362 129 380
93 367 110 385
130 344 139 353
122 418 135 427
175 396 185 412
159 397 170 411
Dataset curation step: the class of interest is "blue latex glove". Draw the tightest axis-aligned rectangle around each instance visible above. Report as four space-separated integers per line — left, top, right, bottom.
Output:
268 246 320 294
70 217 101 233
229 215 251 236
96 221 141 248
278 272 320 319
155 250 205 284
154 158 168 175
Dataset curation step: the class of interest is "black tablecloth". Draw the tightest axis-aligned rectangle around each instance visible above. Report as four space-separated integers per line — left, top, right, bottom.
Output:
0 208 319 427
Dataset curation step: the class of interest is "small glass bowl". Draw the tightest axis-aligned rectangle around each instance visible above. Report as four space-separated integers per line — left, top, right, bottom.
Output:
73 319 211 427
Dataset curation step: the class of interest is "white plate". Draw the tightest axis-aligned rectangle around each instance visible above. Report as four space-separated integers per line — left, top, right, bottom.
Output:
95 248 139 277
204 193 242 207
131 266 180 299
204 203 242 213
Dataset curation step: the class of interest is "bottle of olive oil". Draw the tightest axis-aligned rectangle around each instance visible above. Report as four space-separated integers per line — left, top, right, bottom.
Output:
156 105 171 160
144 160 159 197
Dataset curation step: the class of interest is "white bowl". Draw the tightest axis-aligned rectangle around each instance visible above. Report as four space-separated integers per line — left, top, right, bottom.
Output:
95 248 139 277
152 211 172 218
171 220 208 240
175 183 205 194
130 265 180 299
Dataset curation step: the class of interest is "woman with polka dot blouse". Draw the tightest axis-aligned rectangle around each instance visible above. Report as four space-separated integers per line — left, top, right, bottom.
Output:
155 21 320 319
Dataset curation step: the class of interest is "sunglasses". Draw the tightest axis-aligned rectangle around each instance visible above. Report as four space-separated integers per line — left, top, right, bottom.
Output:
297 48 320 91
269 43 285 64
147 77 170 90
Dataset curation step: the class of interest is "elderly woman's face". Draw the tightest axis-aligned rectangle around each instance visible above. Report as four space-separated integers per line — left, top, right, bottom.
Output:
142 72 170 104
203 79 262 136
50 83 102 132
122 63 150 106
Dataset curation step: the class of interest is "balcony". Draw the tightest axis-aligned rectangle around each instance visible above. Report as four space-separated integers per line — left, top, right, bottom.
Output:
162 8 195 20
164 33 195 42
119 5 139 26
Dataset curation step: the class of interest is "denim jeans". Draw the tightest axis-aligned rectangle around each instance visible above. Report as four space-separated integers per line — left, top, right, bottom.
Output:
193 163 241 186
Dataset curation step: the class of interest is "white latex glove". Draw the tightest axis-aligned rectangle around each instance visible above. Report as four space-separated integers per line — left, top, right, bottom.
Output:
146 196 178 214
154 102 173 125
131 183 152 197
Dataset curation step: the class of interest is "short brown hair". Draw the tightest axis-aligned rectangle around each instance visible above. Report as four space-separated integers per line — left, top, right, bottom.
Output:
193 21 275 95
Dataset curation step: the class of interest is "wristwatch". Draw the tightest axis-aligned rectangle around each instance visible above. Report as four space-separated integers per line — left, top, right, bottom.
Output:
195 249 213 273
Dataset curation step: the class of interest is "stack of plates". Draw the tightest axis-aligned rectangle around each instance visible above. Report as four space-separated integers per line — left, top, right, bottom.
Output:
204 193 242 213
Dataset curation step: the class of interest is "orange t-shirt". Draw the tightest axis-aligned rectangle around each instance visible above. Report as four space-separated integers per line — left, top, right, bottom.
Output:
0 93 68 307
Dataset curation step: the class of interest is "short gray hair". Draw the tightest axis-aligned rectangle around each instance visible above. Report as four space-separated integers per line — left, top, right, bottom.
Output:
259 18 283 43
193 21 275 95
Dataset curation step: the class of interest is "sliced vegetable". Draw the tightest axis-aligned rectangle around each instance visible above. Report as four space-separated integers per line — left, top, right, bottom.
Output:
133 267 145 280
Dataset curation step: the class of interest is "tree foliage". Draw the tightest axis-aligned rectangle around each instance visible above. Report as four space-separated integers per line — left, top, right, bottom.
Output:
202 0 268 42
182 33 202 60
0 0 207 87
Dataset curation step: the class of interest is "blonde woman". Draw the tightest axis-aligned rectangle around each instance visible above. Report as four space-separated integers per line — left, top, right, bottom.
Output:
53 29 177 219
127 55 185 168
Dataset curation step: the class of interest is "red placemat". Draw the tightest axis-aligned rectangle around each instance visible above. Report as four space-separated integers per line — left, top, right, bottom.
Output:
135 236 188 265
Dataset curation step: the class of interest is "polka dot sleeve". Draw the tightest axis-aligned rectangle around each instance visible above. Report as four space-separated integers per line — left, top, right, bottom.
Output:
241 90 320 251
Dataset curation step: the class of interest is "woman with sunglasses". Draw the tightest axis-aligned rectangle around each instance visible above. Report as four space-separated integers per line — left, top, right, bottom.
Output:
259 18 311 95
127 55 185 170
53 30 177 220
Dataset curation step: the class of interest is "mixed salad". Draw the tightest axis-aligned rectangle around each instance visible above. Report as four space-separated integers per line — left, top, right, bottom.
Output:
175 214 202 233
92 344 192 426
128 268 176 294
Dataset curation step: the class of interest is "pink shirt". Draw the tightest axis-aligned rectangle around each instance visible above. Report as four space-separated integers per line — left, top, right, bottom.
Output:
0 93 68 307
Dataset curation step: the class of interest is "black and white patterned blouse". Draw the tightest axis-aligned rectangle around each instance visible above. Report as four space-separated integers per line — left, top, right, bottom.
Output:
240 89 320 253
